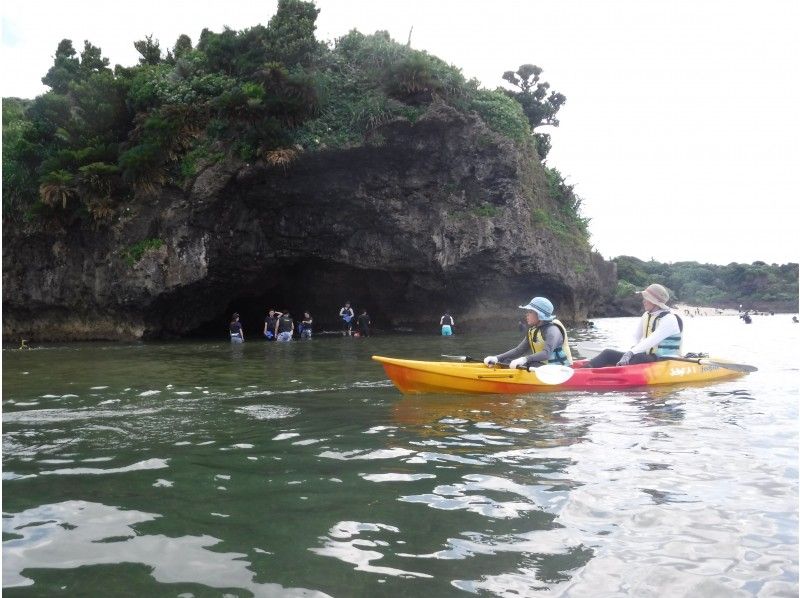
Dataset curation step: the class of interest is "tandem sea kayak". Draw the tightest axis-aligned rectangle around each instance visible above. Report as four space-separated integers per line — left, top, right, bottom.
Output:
372 355 753 395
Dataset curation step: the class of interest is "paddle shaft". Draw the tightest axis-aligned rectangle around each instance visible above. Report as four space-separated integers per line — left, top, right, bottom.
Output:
439 354 576 384
441 354 518 368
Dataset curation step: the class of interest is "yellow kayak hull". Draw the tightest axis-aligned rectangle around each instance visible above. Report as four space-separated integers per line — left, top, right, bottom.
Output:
372 355 746 395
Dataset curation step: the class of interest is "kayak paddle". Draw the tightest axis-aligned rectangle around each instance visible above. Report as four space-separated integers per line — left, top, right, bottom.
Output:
440 355 575 385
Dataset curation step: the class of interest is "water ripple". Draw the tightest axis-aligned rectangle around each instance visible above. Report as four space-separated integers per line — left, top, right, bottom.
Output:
2 501 329 596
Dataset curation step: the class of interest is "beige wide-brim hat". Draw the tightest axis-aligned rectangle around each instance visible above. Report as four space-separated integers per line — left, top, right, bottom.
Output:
638 284 670 310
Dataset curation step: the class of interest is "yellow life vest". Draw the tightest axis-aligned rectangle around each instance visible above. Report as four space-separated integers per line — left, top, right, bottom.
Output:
641 311 683 356
527 318 573 365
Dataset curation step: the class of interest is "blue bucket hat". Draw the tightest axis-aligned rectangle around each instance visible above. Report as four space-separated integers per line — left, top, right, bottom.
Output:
518 296 555 321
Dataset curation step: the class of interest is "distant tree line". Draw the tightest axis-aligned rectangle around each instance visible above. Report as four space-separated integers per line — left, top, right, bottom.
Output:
2 0 583 246
614 256 799 310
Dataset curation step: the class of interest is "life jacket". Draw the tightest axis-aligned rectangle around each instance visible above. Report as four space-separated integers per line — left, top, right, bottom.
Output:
527 319 573 365
641 310 683 356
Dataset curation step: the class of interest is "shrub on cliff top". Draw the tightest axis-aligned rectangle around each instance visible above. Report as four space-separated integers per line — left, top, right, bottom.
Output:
5 0 573 230
467 89 530 142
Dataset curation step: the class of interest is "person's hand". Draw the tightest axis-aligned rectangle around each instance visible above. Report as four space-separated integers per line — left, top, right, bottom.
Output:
483 355 498 366
616 351 634 366
509 357 527 369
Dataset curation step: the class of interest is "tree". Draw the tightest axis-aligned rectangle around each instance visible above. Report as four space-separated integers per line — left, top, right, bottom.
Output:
502 64 566 160
172 34 192 60
264 0 321 66
134 35 162 65
79 40 110 77
502 64 566 128
41 39 81 93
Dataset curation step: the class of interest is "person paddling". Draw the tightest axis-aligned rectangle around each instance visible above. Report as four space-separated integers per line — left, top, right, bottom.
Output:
585 283 683 368
483 296 572 370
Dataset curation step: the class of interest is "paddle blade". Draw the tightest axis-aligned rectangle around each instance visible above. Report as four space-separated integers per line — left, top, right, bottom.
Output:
531 364 575 385
575 342 605 359
699 359 758 373
441 354 470 362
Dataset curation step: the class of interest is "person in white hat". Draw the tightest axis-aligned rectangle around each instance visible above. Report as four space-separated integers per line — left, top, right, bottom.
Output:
585 283 684 368
483 296 573 370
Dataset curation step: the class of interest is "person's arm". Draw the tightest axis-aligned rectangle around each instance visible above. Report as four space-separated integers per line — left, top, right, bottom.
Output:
240 324 244 341
630 312 680 354
264 321 268 335
274 320 280 336
496 337 530 362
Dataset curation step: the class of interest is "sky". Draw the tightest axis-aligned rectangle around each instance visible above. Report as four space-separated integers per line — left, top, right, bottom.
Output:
2 0 799 266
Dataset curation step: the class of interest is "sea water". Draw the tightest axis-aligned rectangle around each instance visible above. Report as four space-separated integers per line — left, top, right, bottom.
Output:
2 315 798 596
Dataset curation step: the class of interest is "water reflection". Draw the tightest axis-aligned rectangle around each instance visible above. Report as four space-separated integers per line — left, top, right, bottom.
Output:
3 501 328 596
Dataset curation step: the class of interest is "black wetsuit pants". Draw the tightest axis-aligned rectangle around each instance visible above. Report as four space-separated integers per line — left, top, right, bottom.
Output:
587 349 659 368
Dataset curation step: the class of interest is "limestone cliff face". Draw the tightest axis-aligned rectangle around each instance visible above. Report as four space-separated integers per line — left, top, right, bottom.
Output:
2 102 616 341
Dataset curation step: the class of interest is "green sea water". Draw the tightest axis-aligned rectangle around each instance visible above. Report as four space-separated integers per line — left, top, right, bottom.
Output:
3 316 798 596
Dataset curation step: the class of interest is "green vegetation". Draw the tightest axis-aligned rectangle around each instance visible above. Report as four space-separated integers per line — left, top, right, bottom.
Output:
471 202 499 218
3 0 586 250
535 167 590 246
502 64 566 160
614 256 799 308
124 238 165 266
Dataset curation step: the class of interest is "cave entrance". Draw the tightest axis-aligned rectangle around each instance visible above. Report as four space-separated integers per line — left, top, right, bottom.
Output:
182 260 416 339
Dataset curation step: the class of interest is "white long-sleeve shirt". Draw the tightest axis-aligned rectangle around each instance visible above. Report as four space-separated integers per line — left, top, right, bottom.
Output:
629 310 681 354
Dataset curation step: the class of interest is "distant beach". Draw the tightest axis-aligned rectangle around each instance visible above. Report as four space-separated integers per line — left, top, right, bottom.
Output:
674 304 740 317
673 304 792 317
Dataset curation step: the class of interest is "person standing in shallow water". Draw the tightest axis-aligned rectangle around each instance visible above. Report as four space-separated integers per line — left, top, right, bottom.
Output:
439 311 454 336
339 301 354 336
299 311 313 339
275 311 294 342
357 309 371 337
229 313 244 343
264 309 282 340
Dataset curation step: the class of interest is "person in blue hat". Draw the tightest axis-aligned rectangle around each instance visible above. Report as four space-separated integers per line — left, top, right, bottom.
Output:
483 296 573 370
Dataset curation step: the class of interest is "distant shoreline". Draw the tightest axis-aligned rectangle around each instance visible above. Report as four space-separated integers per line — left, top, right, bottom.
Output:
673 304 740 317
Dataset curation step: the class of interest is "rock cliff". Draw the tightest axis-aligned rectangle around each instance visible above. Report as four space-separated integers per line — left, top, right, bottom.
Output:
2 102 616 341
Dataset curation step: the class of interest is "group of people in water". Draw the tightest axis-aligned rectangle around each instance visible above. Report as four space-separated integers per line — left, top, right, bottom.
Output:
483 283 684 370
228 301 371 342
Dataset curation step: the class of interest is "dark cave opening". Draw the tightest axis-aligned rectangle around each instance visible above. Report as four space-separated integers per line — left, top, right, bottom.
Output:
180 259 444 339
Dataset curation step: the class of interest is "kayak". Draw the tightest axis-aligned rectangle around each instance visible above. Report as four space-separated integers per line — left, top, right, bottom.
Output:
372 355 749 394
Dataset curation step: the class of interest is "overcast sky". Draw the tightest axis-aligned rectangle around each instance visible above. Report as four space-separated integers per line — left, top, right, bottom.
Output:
3 0 798 265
